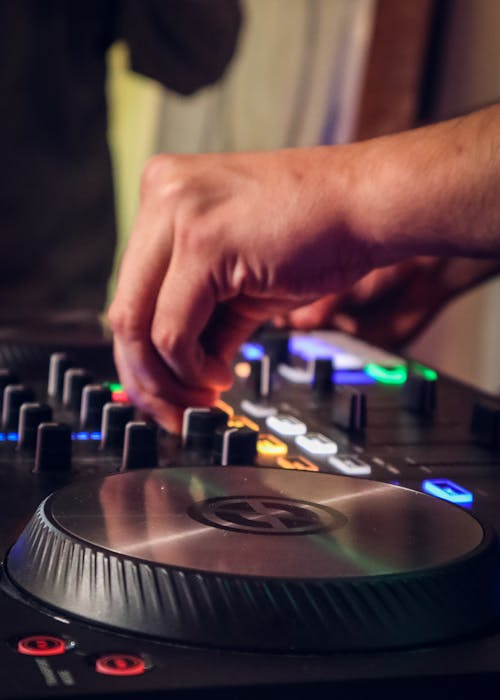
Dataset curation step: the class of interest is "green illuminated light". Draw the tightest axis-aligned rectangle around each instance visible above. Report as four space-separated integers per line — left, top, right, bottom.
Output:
105 382 123 392
364 364 407 385
410 363 438 381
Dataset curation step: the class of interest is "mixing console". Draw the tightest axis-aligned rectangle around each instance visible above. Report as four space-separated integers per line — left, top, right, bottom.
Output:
1 319 500 699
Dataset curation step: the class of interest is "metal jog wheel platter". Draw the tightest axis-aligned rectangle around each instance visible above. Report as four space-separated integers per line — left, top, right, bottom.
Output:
6 467 500 652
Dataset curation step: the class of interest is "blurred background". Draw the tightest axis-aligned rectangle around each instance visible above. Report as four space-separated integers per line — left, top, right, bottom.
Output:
106 0 500 394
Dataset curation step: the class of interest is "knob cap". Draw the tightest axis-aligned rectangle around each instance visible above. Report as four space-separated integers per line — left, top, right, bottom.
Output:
62 368 93 411
18 403 53 450
80 385 112 431
182 407 228 450
48 353 73 399
100 402 135 450
2 385 35 432
248 355 272 398
121 422 158 470
0 369 19 404
471 400 500 448
312 357 334 396
332 388 367 433
214 426 258 465
34 423 72 472
403 372 436 416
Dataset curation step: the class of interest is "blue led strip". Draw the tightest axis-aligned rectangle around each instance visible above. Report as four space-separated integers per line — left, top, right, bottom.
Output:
334 370 376 385
0 431 102 442
422 479 473 505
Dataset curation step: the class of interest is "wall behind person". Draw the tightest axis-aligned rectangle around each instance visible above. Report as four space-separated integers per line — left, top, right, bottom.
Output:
408 0 500 393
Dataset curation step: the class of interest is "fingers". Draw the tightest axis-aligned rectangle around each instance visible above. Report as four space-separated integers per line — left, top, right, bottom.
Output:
150 246 234 391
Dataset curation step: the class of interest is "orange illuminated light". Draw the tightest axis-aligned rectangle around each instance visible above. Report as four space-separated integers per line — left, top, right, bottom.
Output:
215 399 234 417
228 415 259 432
257 434 288 457
277 456 319 472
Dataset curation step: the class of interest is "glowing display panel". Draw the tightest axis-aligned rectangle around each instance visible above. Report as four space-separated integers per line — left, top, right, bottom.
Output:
422 479 473 505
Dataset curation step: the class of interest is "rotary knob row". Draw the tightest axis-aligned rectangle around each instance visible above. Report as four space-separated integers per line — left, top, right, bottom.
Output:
32 419 157 473
182 407 258 465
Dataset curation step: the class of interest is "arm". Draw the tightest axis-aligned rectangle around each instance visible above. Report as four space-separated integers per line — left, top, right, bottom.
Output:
108 104 500 431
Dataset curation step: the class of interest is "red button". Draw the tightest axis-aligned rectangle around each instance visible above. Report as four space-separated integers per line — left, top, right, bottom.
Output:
17 635 66 657
95 653 146 677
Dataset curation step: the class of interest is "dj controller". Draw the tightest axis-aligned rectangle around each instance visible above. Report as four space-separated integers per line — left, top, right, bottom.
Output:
1 316 500 699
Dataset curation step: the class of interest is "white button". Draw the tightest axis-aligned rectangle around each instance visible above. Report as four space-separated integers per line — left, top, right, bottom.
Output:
328 455 371 475
277 364 312 384
240 399 277 418
295 432 338 456
266 414 307 437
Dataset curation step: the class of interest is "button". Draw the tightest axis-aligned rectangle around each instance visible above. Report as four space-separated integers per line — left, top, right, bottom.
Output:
100 402 135 450
248 355 272 398
0 369 19 403
182 407 228 450
312 358 334 396
276 455 319 472
328 454 371 476
95 653 146 677
47 353 74 399
256 434 288 457
332 388 367 433
62 368 93 411
121 422 158 470
277 364 312 384
470 400 500 447
214 426 258 466
33 423 72 473
266 414 307 437
295 432 338 456
80 385 112 431
240 399 277 418
2 385 35 432
403 372 436 416
228 415 260 432
422 479 473 505
17 402 53 450
17 635 67 657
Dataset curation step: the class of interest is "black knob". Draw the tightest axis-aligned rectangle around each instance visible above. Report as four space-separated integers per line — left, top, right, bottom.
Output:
403 372 436 416
100 402 135 450
248 355 272 399
18 402 53 450
182 407 228 450
62 368 93 411
2 385 35 432
0 369 19 404
33 423 72 473
121 422 158 470
214 426 258 465
260 333 290 367
332 388 367 433
471 400 500 448
312 357 334 396
48 353 74 399
80 385 112 431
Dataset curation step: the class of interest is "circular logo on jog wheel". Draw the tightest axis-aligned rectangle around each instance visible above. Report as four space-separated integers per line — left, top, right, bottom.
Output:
188 496 347 535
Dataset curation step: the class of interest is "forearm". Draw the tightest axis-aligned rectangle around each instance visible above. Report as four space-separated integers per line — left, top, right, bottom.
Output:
343 104 500 265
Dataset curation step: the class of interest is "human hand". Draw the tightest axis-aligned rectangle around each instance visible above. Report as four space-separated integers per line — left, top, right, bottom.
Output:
108 148 378 431
275 257 500 349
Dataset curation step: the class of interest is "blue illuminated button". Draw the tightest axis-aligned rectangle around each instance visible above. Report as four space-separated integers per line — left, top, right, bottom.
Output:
422 479 473 505
240 342 265 361
295 432 338 456
266 414 307 437
328 454 371 476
